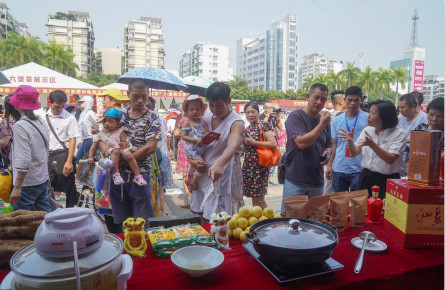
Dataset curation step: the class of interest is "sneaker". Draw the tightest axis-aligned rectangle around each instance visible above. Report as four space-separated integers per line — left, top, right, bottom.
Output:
269 180 278 185
133 175 147 186
113 172 124 185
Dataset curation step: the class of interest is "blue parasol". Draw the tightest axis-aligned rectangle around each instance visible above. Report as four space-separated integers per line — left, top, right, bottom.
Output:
118 67 188 91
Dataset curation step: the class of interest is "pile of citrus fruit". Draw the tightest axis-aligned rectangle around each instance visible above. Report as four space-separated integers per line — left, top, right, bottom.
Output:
228 206 280 242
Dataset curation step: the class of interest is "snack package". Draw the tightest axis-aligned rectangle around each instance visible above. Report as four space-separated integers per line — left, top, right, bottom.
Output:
189 224 216 245
349 190 368 227
210 212 231 250
284 196 308 218
307 195 330 222
168 225 195 247
329 191 350 232
147 227 175 252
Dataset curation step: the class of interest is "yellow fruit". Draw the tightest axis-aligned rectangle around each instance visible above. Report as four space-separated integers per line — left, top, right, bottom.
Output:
231 213 239 221
238 206 251 218
273 214 282 218
251 206 263 218
245 227 251 233
237 217 248 229
240 231 249 243
228 229 233 239
228 218 237 230
263 207 275 218
232 227 243 239
259 216 267 221
248 216 258 226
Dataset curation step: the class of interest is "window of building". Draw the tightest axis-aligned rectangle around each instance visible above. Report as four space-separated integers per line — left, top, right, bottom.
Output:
289 65 295 71
290 41 295 47
289 73 295 79
290 25 296 32
289 81 295 87
290 32 296 39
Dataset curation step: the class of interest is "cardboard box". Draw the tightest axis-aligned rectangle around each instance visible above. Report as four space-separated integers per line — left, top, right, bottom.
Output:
408 130 442 185
384 179 444 249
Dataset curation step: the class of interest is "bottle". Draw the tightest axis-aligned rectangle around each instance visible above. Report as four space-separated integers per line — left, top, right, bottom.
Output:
367 185 383 223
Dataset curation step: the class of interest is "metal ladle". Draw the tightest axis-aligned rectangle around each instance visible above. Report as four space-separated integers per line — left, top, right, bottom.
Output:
354 231 377 273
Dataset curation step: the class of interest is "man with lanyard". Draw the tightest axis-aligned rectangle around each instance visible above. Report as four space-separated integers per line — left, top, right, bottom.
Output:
45 90 80 207
259 101 283 185
107 79 161 227
326 86 368 192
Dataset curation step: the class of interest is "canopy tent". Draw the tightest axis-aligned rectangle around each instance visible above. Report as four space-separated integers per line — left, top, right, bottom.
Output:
100 82 128 91
0 62 99 107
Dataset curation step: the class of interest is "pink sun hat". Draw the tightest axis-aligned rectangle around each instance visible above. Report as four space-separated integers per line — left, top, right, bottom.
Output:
9 85 41 110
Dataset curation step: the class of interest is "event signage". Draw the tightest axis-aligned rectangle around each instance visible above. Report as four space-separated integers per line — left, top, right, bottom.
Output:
413 60 424 93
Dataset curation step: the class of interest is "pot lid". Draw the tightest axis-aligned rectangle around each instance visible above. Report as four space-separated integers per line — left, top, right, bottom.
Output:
250 219 337 250
11 234 123 279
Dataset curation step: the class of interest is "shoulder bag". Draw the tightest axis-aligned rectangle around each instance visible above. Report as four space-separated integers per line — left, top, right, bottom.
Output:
257 123 281 167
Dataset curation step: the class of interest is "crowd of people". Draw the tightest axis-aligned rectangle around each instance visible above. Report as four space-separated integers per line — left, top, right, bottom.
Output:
2 79 443 231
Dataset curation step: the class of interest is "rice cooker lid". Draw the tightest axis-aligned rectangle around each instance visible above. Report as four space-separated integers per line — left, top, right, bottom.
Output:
252 218 337 250
10 234 123 278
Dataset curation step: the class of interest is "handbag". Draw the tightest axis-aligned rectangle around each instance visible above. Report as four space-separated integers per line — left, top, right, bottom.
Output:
256 123 281 167
277 145 299 184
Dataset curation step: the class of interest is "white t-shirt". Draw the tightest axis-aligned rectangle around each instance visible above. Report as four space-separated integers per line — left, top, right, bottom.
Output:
355 126 406 175
45 109 80 151
397 111 428 141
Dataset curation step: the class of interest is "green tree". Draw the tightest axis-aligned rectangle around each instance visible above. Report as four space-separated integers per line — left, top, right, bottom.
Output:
0 32 43 68
391 65 410 104
375 68 393 100
302 74 316 91
77 72 120 87
326 70 344 92
358 66 376 96
43 40 78 77
339 62 360 87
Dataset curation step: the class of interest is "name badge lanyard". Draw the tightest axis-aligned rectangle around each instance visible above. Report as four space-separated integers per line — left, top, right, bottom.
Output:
344 111 360 157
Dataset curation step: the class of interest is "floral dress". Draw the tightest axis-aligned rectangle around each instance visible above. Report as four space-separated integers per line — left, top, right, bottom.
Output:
242 122 272 197
175 116 191 175
0 117 16 166
183 119 206 159
158 132 173 188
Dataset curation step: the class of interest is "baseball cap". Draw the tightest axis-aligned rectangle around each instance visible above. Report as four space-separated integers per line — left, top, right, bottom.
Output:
97 108 122 123
97 87 130 102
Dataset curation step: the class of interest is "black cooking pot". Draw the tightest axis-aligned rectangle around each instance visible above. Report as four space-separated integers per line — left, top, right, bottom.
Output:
246 218 338 268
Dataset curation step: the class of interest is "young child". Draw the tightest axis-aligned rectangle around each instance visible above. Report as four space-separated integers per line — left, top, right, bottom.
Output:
181 95 209 189
87 108 147 186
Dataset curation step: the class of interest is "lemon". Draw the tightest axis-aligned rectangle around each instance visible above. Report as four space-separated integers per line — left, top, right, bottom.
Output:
231 213 239 221
228 218 237 230
240 231 249 243
238 206 251 218
245 226 251 233
263 207 275 218
228 229 233 239
273 214 282 218
232 227 243 239
248 216 258 226
258 216 268 221
251 206 263 218
237 217 249 229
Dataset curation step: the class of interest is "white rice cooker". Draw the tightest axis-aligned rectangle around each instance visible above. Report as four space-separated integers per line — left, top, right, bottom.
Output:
0 207 133 290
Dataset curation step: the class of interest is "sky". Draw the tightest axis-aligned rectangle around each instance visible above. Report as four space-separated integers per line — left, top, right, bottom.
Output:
5 0 445 76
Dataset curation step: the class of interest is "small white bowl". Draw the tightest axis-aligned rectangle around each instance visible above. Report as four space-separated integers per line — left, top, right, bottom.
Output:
171 246 224 277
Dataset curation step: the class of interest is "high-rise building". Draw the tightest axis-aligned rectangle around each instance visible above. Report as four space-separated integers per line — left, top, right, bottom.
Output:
0 2 32 38
390 9 425 93
179 42 231 82
46 11 95 77
124 17 164 72
95 48 122 75
298 52 342 89
236 14 298 92
423 75 444 103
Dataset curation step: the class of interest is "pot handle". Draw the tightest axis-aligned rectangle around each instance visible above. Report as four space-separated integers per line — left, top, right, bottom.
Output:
117 254 133 290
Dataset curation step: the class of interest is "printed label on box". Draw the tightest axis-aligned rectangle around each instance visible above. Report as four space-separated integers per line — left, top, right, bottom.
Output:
385 194 409 233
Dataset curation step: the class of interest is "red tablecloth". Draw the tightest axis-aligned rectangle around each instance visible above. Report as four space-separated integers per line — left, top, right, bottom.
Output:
1 219 443 290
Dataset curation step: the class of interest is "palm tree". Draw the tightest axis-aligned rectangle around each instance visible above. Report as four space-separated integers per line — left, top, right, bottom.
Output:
315 73 329 85
339 62 361 87
375 68 393 100
358 66 376 96
391 65 410 104
302 74 316 91
326 70 344 92
0 32 43 67
43 40 78 77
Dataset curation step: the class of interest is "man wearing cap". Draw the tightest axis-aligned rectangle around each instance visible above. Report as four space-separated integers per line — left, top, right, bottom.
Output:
97 87 130 111
9 85 51 212
45 90 80 208
107 79 161 227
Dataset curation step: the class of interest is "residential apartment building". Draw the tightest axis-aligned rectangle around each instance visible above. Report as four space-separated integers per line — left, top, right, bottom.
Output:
298 52 343 88
423 75 444 103
179 42 231 82
124 17 164 72
0 2 32 39
46 11 95 77
95 48 122 75
236 15 298 92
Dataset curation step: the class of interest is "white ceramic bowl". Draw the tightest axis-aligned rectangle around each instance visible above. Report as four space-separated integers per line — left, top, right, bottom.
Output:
171 246 224 277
